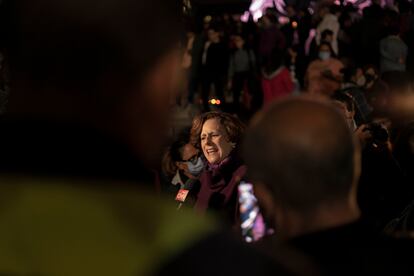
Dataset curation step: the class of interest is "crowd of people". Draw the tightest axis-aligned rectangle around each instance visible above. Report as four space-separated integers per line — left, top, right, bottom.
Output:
161 0 414 274
167 0 414 226
177 0 414 115
1 0 414 275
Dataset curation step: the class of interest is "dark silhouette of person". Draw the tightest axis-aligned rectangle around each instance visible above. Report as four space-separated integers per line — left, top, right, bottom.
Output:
243 96 414 276
0 1 301 275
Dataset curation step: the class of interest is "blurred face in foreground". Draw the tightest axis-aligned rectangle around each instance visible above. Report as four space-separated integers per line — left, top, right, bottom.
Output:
123 49 182 164
3 0 183 165
201 119 234 164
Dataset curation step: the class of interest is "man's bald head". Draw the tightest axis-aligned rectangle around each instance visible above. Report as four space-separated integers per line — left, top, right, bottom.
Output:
244 97 359 212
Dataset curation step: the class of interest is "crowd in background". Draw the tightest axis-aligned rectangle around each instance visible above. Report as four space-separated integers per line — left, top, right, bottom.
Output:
2 0 414 274
163 0 414 246
176 0 414 117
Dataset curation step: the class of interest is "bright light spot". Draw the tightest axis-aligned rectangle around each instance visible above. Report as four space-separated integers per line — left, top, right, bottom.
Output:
279 16 289 25
255 10 263 21
241 11 250 22
250 0 265 11
242 0 372 23
242 0 285 22
292 21 298 29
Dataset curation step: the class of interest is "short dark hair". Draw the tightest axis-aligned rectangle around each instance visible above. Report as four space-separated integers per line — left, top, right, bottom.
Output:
0 0 182 93
191 112 246 150
243 98 356 212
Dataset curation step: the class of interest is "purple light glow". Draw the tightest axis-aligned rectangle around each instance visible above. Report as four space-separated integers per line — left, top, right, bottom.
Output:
242 0 374 22
241 0 283 21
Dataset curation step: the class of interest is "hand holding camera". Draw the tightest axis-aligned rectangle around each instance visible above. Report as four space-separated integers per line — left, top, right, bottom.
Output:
355 123 390 150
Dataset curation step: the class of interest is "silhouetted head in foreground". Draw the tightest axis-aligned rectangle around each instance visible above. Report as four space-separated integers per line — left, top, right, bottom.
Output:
243 96 361 239
0 0 182 164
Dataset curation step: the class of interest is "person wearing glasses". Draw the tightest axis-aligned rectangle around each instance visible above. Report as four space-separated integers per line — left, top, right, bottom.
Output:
162 128 205 207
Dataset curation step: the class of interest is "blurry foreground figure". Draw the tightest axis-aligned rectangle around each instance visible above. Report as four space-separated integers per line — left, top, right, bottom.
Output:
0 1 297 275
244 96 414 275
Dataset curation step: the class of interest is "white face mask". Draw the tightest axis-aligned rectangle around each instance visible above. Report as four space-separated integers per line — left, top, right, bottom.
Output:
319 51 331 61
186 157 205 176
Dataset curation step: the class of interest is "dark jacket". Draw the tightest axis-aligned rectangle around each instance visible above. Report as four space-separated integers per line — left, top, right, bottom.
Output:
340 84 372 125
203 42 228 77
195 154 247 227
358 145 411 232
289 220 414 276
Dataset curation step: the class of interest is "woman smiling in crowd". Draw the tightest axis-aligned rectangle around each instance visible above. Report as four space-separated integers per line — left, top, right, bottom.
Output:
191 112 246 227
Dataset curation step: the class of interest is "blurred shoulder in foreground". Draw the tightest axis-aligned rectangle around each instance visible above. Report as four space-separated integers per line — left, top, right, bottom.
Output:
0 0 311 275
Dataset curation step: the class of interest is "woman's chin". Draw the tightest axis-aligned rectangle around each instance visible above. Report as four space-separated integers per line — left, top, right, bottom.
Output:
207 155 222 165
207 159 218 165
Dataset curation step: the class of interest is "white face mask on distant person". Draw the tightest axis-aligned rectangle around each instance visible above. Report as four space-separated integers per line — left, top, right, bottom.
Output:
319 51 331 61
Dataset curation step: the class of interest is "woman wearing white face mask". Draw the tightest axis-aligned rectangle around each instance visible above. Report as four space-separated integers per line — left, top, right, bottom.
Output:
162 129 205 207
305 42 343 97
